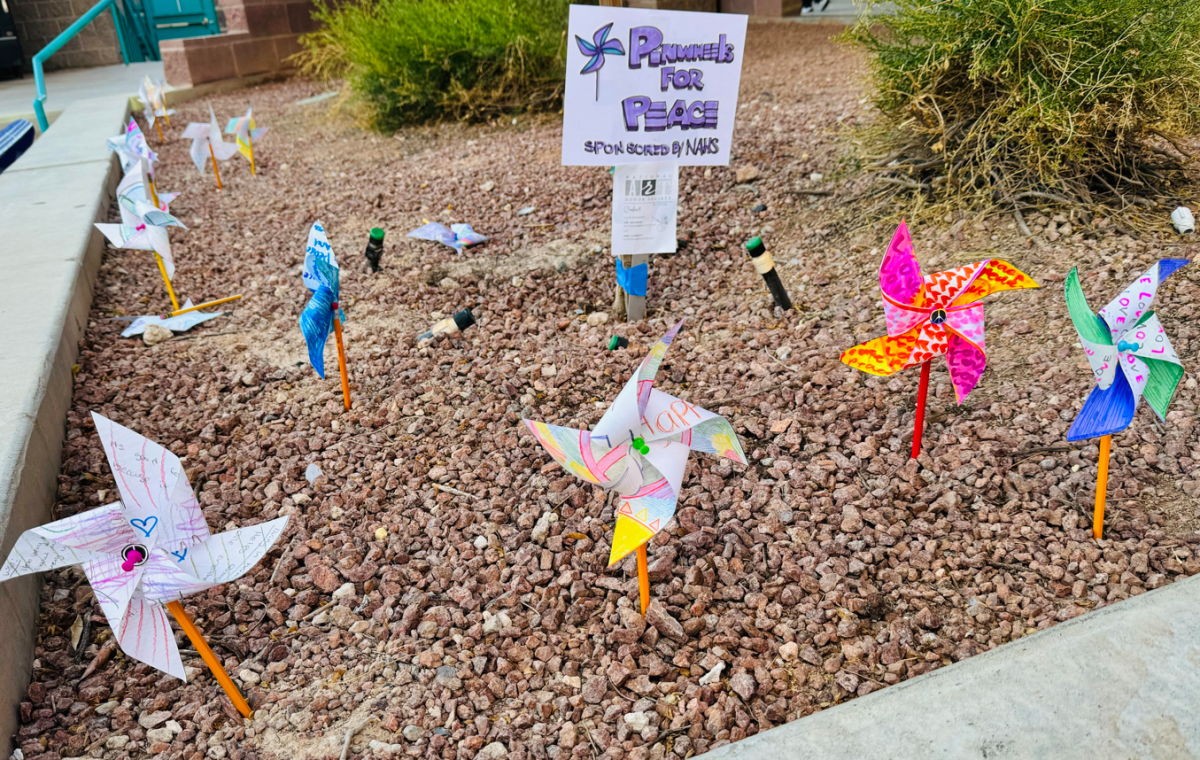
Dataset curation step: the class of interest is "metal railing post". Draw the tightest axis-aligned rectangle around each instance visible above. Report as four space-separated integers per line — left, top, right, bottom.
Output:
31 0 130 132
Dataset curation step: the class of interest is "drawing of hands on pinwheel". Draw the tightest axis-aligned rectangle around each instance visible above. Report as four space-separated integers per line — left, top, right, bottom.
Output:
525 320 746 613
0 413 289 717
1064 259 1189 538
841 220 1039 458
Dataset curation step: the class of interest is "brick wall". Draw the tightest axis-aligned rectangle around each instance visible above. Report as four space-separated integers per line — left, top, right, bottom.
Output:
8 0 123 72
161 0 314 87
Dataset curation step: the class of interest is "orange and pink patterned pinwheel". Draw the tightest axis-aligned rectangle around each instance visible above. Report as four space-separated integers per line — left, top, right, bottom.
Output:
841 221 1039 455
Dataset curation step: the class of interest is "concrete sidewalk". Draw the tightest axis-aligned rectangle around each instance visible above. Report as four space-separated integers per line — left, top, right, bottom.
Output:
705 573 1200 759
0 93 127 759
0 61 161 129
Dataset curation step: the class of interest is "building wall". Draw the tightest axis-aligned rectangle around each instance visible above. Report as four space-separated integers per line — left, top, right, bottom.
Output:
161 0 315 87
8 0 123 72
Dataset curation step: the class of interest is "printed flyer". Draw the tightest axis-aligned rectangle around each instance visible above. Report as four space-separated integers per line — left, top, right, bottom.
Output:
612 162 678 255
562 5 748 167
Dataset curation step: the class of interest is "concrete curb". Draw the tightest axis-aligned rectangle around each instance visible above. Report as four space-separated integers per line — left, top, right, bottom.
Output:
704 573 1200 759
0 94 129 758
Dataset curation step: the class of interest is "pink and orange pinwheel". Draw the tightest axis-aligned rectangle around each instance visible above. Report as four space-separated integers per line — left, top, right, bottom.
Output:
841 221 1038 455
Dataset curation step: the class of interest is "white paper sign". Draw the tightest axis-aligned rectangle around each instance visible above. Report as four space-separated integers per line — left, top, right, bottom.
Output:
612 162 678 255
562 6 747 167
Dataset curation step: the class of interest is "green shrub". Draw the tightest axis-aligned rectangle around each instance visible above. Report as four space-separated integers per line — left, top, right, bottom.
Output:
297 0 569 129
842 0 1200 207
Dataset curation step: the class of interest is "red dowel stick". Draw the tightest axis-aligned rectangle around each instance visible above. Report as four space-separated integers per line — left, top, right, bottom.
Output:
911 359 931 459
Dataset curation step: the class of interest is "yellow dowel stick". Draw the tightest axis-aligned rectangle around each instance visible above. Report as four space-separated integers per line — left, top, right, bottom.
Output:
148 176 160 209
169 294 243 317
333 313 351 410
208 143 223 189
1094 434 1112 540
154 116 163 143
247 132 256 176
154 253 179 312
165 601 251 718
636 544 650 614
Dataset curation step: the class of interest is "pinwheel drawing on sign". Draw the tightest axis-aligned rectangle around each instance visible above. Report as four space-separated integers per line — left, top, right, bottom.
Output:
841 221 1039 458
181 105 240 188
107 118 157 174
577 22 624 101
225 106 267 175
94 159 187 311
0 413 289 717
139 77 175 141
525 320 746 613
407 221 488 252
1064 259 1189 538
300 220 351 410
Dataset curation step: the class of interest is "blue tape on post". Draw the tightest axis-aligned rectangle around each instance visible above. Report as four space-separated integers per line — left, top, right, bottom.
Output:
615 258 648 297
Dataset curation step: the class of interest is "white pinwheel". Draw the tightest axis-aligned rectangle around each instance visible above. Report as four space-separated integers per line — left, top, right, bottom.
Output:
94 158 185 277
181 105 240 174
0 413 288 679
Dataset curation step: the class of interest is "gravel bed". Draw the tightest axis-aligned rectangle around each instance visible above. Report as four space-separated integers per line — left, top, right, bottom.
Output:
13 22 1200 760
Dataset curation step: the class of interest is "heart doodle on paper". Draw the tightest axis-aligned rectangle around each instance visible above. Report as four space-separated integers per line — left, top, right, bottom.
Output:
130 516 158 537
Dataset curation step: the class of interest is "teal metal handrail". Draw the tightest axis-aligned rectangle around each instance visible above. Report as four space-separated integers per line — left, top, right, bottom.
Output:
32 0 131 132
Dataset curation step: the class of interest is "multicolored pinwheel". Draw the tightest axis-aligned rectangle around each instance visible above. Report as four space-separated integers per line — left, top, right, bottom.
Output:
525 320 746 612
300 220 351 410
0 413 288 716
577 22 624 100
841 221 1039 456
107 118 157 174
1064 259 1188 538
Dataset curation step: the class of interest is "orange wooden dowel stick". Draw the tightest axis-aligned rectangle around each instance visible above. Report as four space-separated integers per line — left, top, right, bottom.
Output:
154 116 164 143
169 294 242 317
248 133 256 176
208 143 223 189
165 601 251 718
1094 434 1112 540
333 313 351 410
636 545 650 614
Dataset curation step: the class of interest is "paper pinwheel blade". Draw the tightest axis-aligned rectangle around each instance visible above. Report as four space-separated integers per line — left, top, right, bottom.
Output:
0 414 289 680
1065 259 1188 440
841 220 1038 403
524 319 745 567
407 222 488 253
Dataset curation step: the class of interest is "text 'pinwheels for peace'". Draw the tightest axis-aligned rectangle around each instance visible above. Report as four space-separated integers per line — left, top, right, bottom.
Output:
841 221 1038 456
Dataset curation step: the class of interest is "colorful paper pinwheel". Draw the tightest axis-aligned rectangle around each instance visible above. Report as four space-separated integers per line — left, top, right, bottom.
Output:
841 220 1039 457
407 221 488 253
300 220 351 409
0 413 288 716
139 77 175 140
107 118 157 174
181 105 239 187
577 22 624 100
94 159 187 310
225 106 267 175
1064 259 1189 538
525 320 746 611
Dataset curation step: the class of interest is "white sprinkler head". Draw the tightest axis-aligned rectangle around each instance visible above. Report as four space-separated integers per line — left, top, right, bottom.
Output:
1171 206 1195 234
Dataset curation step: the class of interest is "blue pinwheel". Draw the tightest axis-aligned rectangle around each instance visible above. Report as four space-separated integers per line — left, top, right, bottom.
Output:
577 23 624 101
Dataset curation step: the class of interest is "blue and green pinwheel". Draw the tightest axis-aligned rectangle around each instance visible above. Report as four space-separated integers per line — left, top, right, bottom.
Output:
1065 259 1188 440
577 23 624 100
